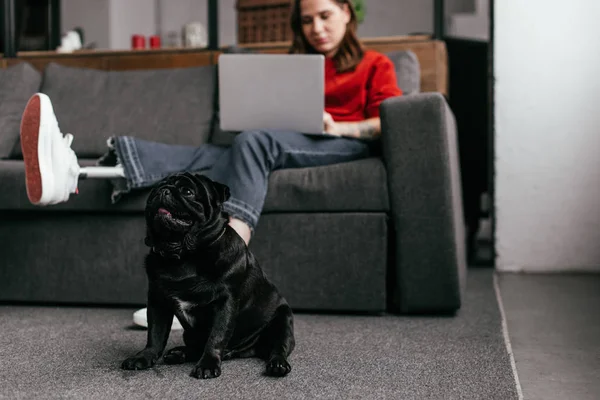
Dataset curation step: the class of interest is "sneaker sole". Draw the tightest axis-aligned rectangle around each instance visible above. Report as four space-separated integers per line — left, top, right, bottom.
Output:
20 94 54 205
132 312 148 328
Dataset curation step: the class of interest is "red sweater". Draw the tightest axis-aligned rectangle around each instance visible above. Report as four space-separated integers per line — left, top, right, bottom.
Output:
325 50 403 122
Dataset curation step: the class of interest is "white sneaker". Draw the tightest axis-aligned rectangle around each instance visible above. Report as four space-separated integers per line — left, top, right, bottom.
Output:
20 93 80 205
133 308 183 331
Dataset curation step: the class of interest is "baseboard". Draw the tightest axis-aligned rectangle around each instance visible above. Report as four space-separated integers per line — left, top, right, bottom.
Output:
496 265 600 274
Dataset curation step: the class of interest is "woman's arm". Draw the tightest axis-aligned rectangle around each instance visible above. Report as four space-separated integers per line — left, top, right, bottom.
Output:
323 112 381 140
334 118 381 139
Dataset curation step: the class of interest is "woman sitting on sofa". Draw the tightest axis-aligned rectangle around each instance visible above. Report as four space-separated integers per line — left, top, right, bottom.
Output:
19 0 402 329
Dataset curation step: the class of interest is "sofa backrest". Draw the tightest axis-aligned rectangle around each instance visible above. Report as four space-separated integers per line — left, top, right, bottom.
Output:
14 62 216 159
0 62 43 159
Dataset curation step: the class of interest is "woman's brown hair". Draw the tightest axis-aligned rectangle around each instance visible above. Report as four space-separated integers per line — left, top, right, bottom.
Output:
288 0 364 73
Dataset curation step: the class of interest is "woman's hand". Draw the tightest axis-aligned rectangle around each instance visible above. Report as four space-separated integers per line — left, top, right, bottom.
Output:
323 112 381 140
323 112 340 136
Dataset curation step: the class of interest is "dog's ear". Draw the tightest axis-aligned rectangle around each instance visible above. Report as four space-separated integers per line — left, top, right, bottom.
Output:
213 181 231 204
193 173 230 204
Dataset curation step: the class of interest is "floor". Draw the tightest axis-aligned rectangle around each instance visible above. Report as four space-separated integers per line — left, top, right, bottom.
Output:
0 270 517 400
496 272 600 400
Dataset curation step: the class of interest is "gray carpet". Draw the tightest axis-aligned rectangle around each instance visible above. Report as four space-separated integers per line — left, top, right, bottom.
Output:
0 269 518 399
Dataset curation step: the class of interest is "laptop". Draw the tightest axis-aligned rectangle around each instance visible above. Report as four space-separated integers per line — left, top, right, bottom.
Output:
218 53 325 135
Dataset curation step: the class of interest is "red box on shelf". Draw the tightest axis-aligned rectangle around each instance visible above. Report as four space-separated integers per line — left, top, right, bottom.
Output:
131 34 146 49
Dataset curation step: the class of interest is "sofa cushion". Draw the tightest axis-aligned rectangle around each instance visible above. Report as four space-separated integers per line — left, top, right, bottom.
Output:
11 63 216 159
0 62 42 159
263 157 389 212
0 158 389 212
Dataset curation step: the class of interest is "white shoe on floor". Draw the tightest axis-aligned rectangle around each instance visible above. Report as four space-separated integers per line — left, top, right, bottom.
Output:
133 308 183 331
20 93 80 205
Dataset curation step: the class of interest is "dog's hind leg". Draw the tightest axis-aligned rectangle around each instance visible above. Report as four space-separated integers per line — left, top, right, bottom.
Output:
163 346 201 365
222 347 256 361
164 330 205 364
257 304 295 377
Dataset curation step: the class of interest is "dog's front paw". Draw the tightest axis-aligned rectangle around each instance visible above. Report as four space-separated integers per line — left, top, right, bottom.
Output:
190 356 221 379
121 352 157 370
266 355 292 377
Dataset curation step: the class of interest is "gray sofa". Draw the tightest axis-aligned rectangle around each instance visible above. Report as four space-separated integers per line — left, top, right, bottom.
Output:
0 51 466 314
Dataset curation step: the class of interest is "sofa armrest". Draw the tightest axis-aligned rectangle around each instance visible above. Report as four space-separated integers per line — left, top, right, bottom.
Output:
380 93 467 314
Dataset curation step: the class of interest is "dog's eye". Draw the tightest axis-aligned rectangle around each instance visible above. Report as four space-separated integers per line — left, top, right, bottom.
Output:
179 187 194 197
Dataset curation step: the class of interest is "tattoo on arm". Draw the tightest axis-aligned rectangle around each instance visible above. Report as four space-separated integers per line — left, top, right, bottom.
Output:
355 121 378 139
333 118 381 139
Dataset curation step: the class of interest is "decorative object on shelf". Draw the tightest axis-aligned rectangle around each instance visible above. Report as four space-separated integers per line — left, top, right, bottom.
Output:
56 28 84 53
131 34 146 50
164 31 181 48
182 22 208 48
149 35 161 49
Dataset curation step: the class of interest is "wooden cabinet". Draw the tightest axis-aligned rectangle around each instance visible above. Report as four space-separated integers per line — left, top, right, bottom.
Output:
236 0 293 44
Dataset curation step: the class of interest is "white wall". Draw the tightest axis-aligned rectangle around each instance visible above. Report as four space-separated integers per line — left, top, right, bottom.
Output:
60 0 236 49
447 0 489 40
359 0 487 39
495 0 600 272
219 0 237 46
157 0 206 47
61 0 110 49
109 0 156 50
60 0 156 50
157 0 237 47
357 0 433 37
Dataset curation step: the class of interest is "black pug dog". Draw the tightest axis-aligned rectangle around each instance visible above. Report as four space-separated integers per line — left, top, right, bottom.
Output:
121 172 295 379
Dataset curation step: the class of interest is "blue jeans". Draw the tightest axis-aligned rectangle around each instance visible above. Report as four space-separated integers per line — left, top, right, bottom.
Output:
109 131 378 230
